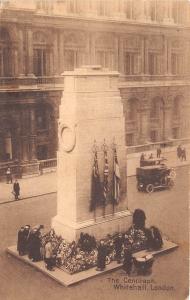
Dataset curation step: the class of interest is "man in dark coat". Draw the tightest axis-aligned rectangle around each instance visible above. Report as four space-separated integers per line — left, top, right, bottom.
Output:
23 225 31 254
17 227 25 256
13 180 20 200
157 147 161 158
96 240 107 271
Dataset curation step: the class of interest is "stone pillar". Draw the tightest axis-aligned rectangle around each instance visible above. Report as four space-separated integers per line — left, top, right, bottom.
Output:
139 100 150 144
29 106 37 161
27 28 34 76
118 36 124 74
51 66 131 241
163 0 174 24
18 28 25 76
144 0 151 21
21 108 29 161
144 37 149 74
53 31 59 75
167 38 172 75
89 33 96 65
59 31 64 74
163 99 172 140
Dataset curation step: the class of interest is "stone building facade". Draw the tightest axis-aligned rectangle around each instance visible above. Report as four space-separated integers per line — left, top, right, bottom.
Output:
0 0 189 170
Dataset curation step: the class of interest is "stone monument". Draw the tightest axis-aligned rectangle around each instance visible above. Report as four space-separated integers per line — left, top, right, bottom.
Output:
51 66 131 241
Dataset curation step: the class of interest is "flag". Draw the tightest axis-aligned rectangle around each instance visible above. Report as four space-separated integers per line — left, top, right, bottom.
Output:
102 150 109 206
112 148 121 205
90 151 102 211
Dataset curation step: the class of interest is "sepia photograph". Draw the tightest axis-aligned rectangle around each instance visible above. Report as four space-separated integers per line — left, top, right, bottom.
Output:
0 0 189 300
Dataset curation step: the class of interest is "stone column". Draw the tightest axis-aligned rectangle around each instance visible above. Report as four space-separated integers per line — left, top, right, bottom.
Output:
27 28 34 76
18 28 25 76
144 0 151 21
144 37 149 74
167 38 172 75
29 106 37 161
51 66 131 241
163 0 174 24
163 99 172 140
89 33 96 65
21 108 29 161
59 31 64 74
12 47 19 76
114 35 119 71
53 31 59 75
118 36 124 74
139 100 150 144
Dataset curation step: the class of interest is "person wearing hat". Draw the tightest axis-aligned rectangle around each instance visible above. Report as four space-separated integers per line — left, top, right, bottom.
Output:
17 227 25 256
96 240 107 271
13 179 20 200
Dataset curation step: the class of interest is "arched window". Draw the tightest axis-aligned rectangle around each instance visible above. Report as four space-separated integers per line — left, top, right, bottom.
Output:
0 27 11 77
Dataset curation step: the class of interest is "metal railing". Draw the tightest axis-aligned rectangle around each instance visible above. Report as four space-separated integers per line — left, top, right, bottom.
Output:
126 137 190 155
39 158 57 170
0 76 64 89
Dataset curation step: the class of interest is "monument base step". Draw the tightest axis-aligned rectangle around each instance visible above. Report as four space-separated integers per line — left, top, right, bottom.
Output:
7 240 178 287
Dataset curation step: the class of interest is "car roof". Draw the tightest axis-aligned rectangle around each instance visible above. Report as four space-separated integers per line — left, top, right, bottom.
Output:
137 165 167 170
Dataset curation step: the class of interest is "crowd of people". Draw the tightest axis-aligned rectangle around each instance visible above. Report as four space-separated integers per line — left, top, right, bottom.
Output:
17 209 163 275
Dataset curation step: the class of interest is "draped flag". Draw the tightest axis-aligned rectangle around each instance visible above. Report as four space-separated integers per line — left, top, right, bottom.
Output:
112 148 121 205
102 150 109 207
90 151 102 212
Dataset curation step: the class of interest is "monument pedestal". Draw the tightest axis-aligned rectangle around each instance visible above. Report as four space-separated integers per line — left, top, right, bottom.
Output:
52 66 131 242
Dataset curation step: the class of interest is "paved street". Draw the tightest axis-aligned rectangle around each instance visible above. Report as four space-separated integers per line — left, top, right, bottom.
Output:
0 172 57 204
0 165 189 300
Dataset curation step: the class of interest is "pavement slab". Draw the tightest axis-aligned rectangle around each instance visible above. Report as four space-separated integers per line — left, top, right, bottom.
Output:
7 240 178 287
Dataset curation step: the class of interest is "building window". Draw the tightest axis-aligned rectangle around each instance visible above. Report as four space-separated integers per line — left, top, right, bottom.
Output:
150 130 157 142
127 99 137 121
126 133 134 146
149 53 161 75
172 127 179 139
150 99 159 119
171 53 183 75
0 27 11 77
64 49 79 71
172 97 180 119
37 145 48 160
36 108 47 130
33 49 48 76
124 52 139 75
96 50 114 70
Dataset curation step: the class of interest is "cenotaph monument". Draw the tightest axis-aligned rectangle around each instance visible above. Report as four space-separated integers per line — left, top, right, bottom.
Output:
51 66 131 241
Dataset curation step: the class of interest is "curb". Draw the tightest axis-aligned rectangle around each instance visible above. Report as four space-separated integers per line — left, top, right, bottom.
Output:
0 191 57 206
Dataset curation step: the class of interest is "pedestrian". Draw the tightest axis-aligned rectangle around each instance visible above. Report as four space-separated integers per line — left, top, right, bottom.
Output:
157 147 161 158
140 153 145 167
96 240 107 271
181 147 186 161
149 153 153 159
17 227 25 256
6 167 12 184
114 233 123 263
44 239 55 271
23 225 31 254
177 145 182 160
13 179 20 200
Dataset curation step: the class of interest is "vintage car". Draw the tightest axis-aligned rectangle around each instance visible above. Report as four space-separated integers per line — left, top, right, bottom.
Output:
136 163 176 193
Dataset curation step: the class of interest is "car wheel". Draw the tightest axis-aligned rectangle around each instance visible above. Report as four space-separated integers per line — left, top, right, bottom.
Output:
168 179 174 189
146 184 154 193
137 183 143 191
